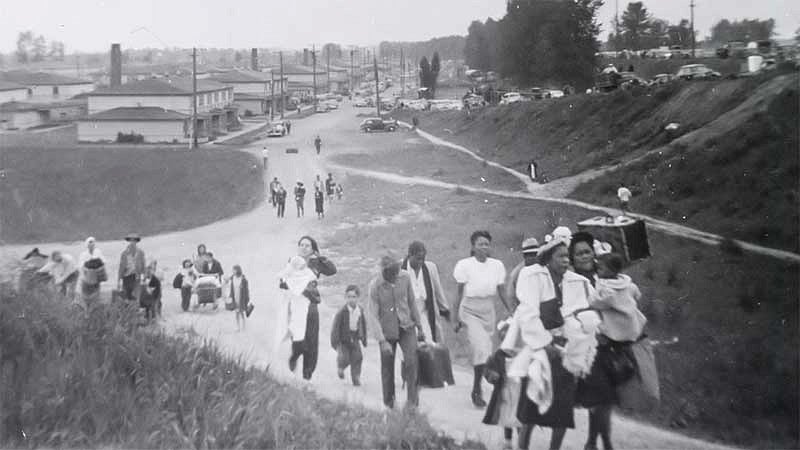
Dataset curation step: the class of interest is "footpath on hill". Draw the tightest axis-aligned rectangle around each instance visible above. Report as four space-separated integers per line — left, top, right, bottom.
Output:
389 83 800 264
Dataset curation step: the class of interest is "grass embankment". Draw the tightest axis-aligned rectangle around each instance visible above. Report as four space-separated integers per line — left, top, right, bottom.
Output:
0 147 264 244
330 132 526 192
0 274 482 449
570 81 800 252
318 174 799 449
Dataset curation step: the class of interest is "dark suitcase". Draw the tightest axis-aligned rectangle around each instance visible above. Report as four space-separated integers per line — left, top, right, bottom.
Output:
577 216 651 265
286 148 299 154
416 343 455 388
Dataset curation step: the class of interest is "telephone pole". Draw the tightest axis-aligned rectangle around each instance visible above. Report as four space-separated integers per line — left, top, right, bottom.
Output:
270 69 275 122
191 47 198 149
690 0 696 58
279 51 285 119
400 47 405 98
326 48 331 93
312 44 317 109
350 49 354 94
373 56 380 117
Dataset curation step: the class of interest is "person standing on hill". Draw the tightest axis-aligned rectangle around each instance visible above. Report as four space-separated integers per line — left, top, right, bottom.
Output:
118 234 146 302
617 183 632 216
314 188 325 219
294 181 307 218
276 184 287 218
262 147 270 169
314 135 322 155
269 177 280 207
325 173 336 203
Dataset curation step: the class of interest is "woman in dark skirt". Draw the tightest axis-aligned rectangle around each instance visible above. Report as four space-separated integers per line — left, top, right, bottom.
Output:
285 235 337 380
570 232 617 450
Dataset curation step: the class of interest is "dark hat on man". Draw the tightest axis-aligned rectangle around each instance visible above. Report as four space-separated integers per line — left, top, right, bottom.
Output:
23 247 46 260
124 233 141 242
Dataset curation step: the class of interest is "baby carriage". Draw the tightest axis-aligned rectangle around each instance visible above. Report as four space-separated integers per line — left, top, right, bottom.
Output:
195 274 222 309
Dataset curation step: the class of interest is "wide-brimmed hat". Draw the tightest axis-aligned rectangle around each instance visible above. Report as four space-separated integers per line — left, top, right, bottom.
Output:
537 237 570 258
124 233 141 242
521 237 540 255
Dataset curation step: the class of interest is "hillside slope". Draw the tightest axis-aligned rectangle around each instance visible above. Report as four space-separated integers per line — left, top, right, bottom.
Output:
395 71 799 252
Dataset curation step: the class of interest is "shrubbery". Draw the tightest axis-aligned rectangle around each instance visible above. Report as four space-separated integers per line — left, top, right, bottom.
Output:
0 274 481 449
116 132 145 144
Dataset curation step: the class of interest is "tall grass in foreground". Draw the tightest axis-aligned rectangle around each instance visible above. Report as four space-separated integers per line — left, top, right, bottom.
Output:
0 274 483 449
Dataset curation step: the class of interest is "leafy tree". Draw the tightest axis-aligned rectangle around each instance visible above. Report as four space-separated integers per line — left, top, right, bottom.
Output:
464 20 489 70
620 1 652 50
32 35 46 62
378 35 466 63
16 30 36 63
48 41 65 61
430 52 441 96
419 56 431 89
709 18 775 44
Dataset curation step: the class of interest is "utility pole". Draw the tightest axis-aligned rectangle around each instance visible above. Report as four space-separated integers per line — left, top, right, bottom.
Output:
373 56 380 117
191 47 198 149
400 47 405 98
270 69 275 122
615 0 620 52
279 51 285 119
690 0 696 58
326 48 331 93
350 49 354 94
312 44 317 109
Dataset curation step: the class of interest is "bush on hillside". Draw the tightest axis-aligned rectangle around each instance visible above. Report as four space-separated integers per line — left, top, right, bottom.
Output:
0 274 481 449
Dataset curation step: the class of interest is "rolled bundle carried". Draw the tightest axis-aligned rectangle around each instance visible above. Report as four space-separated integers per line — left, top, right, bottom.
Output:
83 258 107 284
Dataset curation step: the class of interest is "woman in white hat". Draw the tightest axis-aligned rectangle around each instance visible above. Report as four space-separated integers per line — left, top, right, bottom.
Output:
453 230 510 407
513 237 599 450
78 236 106 305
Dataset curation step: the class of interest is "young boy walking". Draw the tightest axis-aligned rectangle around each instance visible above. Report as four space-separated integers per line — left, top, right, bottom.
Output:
330 285 367 386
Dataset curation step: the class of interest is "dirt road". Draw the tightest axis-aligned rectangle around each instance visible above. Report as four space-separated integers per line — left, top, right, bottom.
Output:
1 103 738 449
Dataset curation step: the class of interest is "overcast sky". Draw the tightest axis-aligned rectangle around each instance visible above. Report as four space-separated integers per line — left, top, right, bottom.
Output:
0 0 796 53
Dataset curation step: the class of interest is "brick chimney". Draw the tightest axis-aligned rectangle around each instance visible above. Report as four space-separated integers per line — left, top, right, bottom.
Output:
110 43 122 87
251 48 258 71
303 48 309 66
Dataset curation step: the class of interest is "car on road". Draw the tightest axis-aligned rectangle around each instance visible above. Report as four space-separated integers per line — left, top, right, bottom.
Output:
353 97 371 107
360 118 398 132
324 100 339 110
499 92 524 105
529 87 547 100
676 64 721 81
315 104 331 113
267 123 286 137
650 73 677 86
547 89 565 98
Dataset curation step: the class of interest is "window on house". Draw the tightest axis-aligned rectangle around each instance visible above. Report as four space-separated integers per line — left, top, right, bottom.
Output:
53 86 59 95
198 95 205 106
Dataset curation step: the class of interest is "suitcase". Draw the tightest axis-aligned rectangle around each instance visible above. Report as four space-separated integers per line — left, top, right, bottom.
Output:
286 148 299 154
415 342 455 388
577 216 651 265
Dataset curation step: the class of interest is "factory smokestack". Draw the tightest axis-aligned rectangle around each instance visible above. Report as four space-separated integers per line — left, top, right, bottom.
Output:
110 43 122 87
251 48 258 71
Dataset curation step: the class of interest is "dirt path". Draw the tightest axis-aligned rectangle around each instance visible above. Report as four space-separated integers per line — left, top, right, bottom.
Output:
1 103 740 450
396 80 800 265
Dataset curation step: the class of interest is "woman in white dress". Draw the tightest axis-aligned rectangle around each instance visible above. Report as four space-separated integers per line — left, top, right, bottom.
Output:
453 230 511 407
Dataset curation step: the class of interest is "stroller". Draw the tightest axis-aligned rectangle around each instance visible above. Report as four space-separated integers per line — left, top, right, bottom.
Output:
195 274 222 309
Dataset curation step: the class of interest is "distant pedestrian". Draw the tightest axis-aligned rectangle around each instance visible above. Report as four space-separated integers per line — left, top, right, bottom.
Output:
617 183 632 216
276 184 287 218
335 183 343 200
331 285 367 386
412 116 419 129
528 160 539 182
313 174 324 192
140 261 161 321
118 234 146 302
325 173 336 202
229 265 252 331
314 188 324 219
38 250 79 300
285 120 292 134
294 181 307 217
314 135 322 155
269 177 280 207
262 147 270 168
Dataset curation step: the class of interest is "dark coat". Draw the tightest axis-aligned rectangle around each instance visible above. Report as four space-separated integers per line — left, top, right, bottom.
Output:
229 275 250 309
330 306 367 349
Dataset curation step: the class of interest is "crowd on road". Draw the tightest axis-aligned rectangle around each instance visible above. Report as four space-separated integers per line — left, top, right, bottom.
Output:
267 172 342 220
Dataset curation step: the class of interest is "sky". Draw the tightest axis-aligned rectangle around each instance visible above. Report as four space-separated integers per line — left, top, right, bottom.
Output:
0 0 796 53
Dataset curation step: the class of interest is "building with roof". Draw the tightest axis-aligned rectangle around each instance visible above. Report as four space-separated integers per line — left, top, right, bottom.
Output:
206 69 288 117
77 107 190 143
80 77 239 143
0 81 29 104
0 98 88 130
266 64 327 97
0 70 95 103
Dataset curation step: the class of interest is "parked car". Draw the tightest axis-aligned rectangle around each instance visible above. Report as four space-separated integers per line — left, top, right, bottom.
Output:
353 97 369 107
267 123 286 137
315 104 331 113
676 64 721 81
668 45 692 59
547 89 565 98
716 41 747 59
529 87 546 100
650 73 677 86
324 100 339 110
360 118 398 132
500 92 524 105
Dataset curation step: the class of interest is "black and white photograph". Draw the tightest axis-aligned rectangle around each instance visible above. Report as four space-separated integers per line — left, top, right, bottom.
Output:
0 0 798 448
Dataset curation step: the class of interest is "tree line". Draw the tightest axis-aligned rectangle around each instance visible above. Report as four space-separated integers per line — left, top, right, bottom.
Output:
15 31 66 63
464 0 603 89
378 35 465 64
606 2 776 51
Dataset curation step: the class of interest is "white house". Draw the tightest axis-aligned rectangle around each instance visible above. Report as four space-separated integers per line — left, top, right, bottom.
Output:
78 107 189 143
267 64 327 97
0 71 95 103
0 81 28 104
206 69 288 117
80 77 239 143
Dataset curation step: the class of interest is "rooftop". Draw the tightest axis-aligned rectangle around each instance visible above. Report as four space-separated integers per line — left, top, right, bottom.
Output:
0 80 27 92
86 106 190 121
266 64 326 75
207 69 277 83
0 70 93 86
90 78 230 96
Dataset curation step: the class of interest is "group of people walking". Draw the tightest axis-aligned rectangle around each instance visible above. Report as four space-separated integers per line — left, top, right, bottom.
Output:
268 173 342 220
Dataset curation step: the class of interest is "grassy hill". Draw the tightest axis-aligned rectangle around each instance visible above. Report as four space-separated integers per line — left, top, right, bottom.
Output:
0 147 265 244
395 70 799 252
